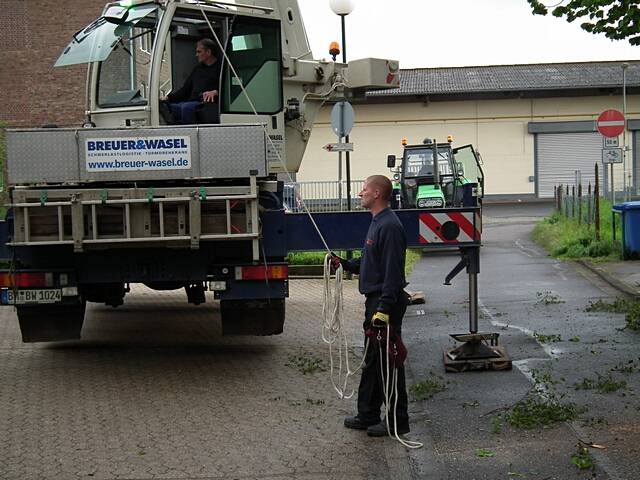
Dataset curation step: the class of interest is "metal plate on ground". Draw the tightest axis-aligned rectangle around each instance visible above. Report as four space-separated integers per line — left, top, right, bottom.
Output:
443 346 512 372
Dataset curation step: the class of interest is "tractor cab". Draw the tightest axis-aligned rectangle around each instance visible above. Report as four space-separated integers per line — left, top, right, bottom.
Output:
452 143 485 203
388 138 484 209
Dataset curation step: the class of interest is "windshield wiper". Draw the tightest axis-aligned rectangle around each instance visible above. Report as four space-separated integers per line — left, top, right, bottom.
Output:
72 17 108 44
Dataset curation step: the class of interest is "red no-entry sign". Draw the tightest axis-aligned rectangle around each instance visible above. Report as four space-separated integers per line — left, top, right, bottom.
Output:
597 109 625 138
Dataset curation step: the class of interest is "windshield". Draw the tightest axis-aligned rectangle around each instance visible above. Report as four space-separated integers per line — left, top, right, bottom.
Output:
404 148 452 178
54 5 158 67
97 20 159 107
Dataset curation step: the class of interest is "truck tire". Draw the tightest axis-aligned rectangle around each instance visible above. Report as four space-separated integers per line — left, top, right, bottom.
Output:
82 283 126 307
220 298 285 336
16 302 86 343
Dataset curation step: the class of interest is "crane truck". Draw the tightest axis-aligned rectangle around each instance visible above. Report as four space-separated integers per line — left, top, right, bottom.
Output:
0 0 508 371
0 0 399 341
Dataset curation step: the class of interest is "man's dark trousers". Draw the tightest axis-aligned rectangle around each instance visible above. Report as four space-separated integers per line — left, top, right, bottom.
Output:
357 293 409 430
169 101 201 125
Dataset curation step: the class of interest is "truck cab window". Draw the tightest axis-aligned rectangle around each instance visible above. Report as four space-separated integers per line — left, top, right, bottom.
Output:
222 18 282 115
98 30 148 107
96 12 159 108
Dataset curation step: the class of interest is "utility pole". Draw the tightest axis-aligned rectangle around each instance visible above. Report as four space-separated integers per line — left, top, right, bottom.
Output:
622 63 629 200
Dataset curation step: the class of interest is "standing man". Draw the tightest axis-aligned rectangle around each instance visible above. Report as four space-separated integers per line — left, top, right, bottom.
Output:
162 38 220 124
332 175 410 437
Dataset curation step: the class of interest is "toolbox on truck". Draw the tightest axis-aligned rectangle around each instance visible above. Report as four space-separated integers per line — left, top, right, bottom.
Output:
6 124 268 185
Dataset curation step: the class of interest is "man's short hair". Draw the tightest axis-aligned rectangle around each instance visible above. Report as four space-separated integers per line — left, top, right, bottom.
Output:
367 175 392 201
197 38 217 57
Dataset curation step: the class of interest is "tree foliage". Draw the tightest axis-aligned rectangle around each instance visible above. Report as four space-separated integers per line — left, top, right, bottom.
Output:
527 0 640 45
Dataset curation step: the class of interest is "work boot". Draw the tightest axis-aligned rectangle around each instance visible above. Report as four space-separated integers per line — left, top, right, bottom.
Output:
367 420 410 437
344 415 380 430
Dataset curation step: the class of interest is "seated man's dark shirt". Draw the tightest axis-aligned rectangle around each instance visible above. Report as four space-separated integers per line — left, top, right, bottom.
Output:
168 62 220 103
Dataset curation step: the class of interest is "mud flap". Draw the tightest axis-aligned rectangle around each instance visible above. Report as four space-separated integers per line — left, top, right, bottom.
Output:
221 298 285 336
16 302 86 342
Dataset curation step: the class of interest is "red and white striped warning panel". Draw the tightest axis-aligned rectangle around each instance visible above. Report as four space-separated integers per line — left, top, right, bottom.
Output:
418 211 481 244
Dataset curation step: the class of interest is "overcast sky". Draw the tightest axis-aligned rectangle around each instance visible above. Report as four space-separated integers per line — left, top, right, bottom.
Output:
297 0 638 68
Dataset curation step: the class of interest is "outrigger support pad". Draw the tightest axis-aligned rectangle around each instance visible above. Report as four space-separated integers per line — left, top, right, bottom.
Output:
444 332 512 372
443 245 512 372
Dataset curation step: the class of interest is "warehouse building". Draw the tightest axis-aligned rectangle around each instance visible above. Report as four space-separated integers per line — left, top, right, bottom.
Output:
300 61 640 199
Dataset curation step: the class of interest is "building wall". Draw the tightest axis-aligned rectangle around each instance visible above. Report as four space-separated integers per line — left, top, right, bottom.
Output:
0 0 105 127
0 3 635 196
299 95 638 196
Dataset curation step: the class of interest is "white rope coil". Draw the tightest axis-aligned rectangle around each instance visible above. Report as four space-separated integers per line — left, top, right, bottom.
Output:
380 329 423 449
322 255 367 399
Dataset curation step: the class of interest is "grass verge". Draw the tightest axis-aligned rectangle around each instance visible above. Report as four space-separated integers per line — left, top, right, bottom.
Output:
532 200 621 261
287 248 422 276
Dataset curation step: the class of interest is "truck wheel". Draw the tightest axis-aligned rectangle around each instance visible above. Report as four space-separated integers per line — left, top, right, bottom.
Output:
16 302 86 343
220 298 285 336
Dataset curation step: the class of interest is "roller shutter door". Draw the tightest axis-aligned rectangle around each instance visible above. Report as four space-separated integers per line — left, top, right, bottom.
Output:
536 132 602 198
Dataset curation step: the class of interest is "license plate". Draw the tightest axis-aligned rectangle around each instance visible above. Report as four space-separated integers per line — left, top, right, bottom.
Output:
3 289 62 305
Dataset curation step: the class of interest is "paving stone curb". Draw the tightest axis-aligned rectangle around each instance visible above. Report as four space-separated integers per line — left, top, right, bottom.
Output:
578 259 640 298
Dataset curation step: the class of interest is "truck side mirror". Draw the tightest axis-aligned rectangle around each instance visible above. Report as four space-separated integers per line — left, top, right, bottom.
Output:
387 154 396 168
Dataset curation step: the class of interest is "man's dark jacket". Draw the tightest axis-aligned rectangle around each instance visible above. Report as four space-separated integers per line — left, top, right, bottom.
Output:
168 62 220 102
344 208 407 314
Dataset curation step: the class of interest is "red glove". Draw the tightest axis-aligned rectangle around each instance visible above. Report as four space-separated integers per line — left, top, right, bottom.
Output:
330 253 346 271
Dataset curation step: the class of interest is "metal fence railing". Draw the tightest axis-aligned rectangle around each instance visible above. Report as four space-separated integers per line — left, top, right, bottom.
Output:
554 163 603 240
284 180 365 213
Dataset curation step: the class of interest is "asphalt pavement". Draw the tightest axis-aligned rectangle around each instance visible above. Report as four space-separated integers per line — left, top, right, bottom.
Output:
485 201 640 299
400 201 640 480
1 201 639 480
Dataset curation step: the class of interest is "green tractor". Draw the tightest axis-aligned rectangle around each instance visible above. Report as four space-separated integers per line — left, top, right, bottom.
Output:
388 137 484 209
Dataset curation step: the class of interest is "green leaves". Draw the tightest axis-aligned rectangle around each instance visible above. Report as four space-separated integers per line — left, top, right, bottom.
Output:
528 0 548 15
505 397 581 429
285 353 327 375
571 445 595 470
410 373 447 401
527 0 640 45
475 448 495 458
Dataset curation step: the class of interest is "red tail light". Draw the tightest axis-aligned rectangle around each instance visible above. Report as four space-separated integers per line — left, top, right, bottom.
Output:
0 272 52 288
236 265 288 280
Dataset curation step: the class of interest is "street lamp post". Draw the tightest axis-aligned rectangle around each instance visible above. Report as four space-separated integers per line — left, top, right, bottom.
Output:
330 0 355 212
622 63 629 200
